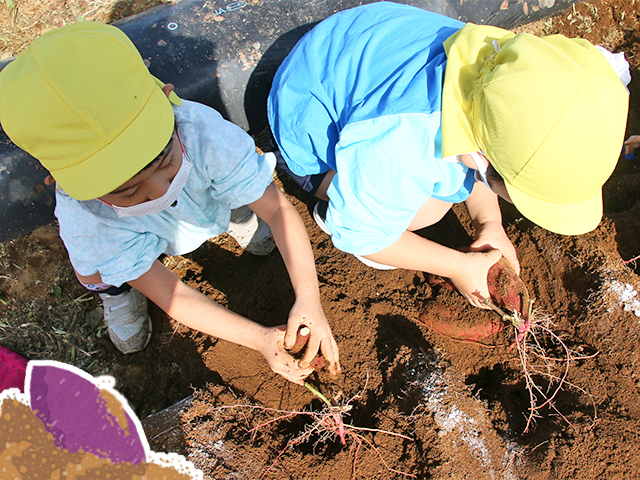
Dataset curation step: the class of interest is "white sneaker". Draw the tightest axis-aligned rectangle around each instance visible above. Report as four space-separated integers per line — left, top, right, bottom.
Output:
313 201 397 271
99 289 152 354
227 206 276 255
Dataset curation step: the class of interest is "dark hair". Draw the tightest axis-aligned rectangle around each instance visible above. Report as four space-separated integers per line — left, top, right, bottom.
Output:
138 129 175 173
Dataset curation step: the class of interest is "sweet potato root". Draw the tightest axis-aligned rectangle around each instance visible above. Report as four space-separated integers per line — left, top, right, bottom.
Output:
288 326 311 355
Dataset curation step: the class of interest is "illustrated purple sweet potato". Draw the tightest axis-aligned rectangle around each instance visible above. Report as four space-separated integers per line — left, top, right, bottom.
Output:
28 361 146 465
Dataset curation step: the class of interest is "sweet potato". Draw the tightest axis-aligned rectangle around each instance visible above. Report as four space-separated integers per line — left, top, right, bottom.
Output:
288 326 311 355
287 326 326 371
416 257 529 343
487 257 530 318
417 304 505 343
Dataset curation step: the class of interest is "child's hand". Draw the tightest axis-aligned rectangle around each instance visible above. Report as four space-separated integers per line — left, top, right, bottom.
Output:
285 297 341 377
449 249 503 309
470 220 519 274
259 325 315 384
624 135 640 155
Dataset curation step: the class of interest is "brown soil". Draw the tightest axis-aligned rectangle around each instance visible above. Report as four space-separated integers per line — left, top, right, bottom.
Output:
2 1 640 479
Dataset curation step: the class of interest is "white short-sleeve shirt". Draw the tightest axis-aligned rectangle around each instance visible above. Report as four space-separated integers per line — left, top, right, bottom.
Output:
55 100 275 286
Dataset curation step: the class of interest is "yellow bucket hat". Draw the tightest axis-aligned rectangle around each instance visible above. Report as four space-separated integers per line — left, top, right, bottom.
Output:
0 22 182 201
441 24 629 235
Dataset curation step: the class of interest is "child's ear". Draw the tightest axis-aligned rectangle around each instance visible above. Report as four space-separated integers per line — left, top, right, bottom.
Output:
44 173 56 185
161 83 175 98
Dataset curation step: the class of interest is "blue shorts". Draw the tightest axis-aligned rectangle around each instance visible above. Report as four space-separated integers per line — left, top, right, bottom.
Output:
275 150 326 195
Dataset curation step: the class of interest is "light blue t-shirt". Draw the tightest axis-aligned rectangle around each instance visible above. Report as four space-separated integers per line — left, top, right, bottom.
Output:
56 100 275 286
268 2 475 255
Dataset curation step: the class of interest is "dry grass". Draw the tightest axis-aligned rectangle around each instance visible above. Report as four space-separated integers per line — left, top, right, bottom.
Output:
0 225 110 374
0 0 172 60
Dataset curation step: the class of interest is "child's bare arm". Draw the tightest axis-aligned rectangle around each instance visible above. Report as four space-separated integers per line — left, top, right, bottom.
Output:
129 260 315 385
464 181 519 273
363 180 516 309
248 183 340 376
363 232 502 308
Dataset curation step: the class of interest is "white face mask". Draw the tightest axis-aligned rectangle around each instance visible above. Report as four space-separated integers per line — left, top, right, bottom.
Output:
99 130 192 218
109 157 192 217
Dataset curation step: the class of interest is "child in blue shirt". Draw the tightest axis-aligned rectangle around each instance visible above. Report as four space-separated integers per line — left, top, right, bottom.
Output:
0 22 340 384
268 2 629 308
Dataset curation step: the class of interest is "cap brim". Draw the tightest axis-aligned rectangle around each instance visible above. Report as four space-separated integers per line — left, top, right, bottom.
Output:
505 182 603 235
51 86 175 201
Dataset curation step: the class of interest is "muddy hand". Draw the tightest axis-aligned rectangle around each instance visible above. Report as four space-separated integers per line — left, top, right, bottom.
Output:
449 249 503 309
285 298 341 376
470 221 519 274
261 325 314 385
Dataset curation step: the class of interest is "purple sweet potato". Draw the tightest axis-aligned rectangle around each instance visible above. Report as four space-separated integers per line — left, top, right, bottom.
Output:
416 257 529 343
28 361 146 465
287 326 327 371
